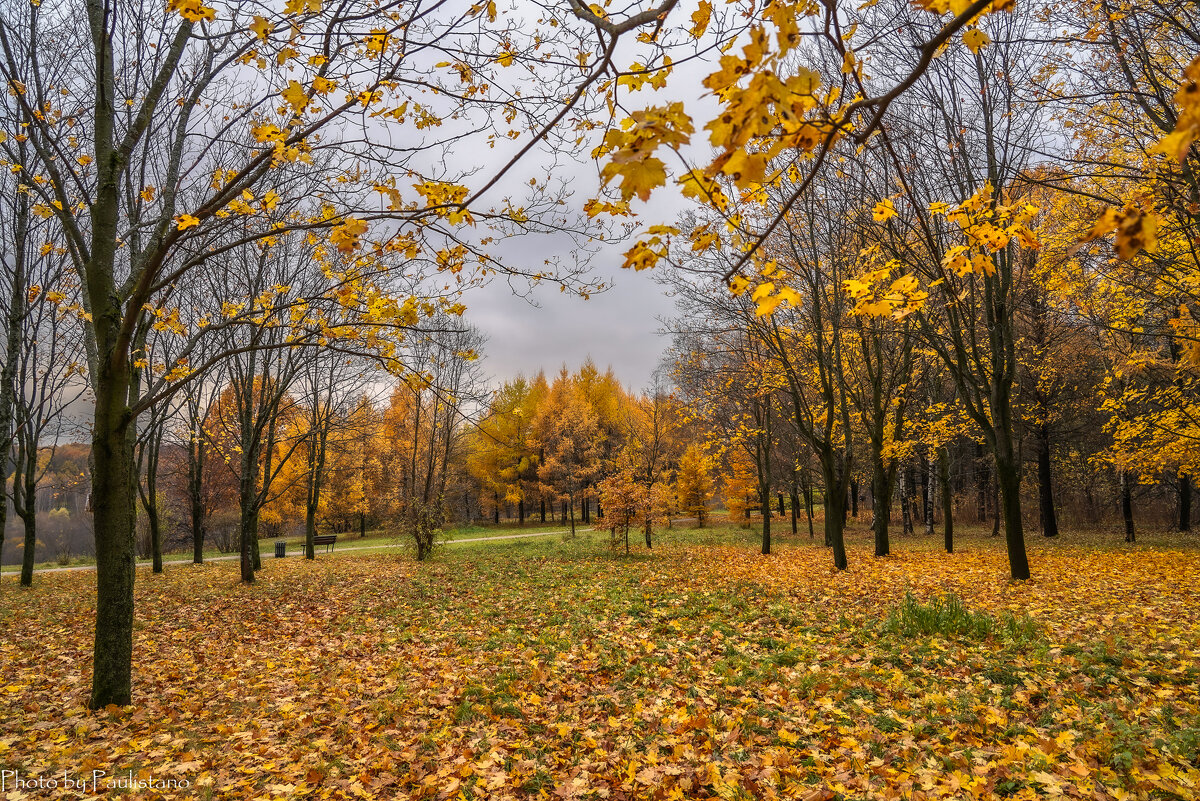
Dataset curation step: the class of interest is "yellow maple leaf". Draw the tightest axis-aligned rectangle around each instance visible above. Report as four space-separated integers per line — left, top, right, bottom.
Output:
175 214 200 230
689 0 712 37
249 15 272 41
284 0 322 14
873 198 897 222
330 217 368 253
281 80 308 112
963 28 990 55
622 240 664 271
168 0 216 23
602 156 666 203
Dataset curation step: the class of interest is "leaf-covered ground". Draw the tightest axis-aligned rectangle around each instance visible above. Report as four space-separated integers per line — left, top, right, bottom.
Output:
1 528 1198 800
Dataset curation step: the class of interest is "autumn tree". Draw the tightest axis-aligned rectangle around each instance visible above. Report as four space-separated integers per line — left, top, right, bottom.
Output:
536 369 602 538
467 376 541 526
11 289 86 585
675 444 714 527
376 321 484 560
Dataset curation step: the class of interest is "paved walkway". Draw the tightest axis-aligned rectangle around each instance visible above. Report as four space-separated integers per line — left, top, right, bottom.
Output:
3 527 595 576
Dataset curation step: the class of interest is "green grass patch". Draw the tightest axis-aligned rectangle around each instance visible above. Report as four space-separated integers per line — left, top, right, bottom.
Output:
882 592 1040 643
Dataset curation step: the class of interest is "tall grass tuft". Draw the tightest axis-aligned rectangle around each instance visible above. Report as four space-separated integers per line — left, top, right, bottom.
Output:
882 592 1039 643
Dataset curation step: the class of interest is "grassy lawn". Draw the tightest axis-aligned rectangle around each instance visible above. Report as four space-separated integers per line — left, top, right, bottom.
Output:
1 525 1198 799
0 521 602 574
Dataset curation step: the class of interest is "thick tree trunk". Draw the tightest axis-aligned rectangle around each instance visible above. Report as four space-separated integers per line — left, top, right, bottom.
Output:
89 376 138 708
192 506 204 564
239 440 259 583
540 498 546 523
568 494 576 537
824 473 848 570
148 501 162 574
939 447 953 554
994 451 1030 580
305 503 317 560
1037 424 1059 538
518 498 525 526
19 507 36 587
240 501 258 583
493 492 500 525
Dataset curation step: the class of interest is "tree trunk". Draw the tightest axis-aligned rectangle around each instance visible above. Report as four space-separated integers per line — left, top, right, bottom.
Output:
89 373 138 708
540 498 546 523
305 503 317 560
922 456 934 535
148 499 162 574
824 472 848 570
1037 424 1059 538
1121 470 1135 543
976 443 988 522
871 453 892 558
19 506 36 587
189 436 205 564
238 434 259 583
568 494 576 537
790 487 799 535
994 452 1030 580
493 492 500 525
760 482 771 555
518 497 525 526
239 490 258 583
803 480 814 538
1180 474 1191 532
939 447 953 554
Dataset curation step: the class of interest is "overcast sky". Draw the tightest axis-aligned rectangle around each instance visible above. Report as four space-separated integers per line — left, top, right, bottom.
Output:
463 250 678 392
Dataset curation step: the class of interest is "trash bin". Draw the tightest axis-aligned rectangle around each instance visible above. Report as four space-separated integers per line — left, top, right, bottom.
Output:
274 541 286 558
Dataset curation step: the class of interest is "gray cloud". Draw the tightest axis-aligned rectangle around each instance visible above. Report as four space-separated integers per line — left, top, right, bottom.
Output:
464 255 677 391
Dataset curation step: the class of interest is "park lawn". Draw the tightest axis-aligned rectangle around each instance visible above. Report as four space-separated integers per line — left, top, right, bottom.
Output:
0 521 594 575
0 528 1198 800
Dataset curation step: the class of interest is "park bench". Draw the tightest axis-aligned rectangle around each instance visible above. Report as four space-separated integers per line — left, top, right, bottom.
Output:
313 534 337 553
